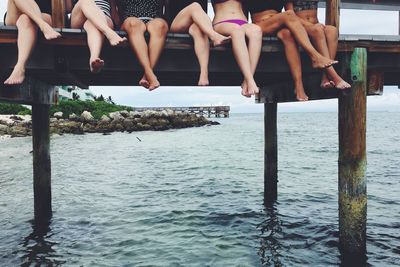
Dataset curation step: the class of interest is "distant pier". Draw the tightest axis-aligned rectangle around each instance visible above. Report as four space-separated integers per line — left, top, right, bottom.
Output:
132 106 230 118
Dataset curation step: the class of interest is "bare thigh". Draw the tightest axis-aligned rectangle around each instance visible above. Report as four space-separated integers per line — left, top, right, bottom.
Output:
214 23 243 36
255 13 289 35
170 6 196 33
70 2 86 28
5 0 22 25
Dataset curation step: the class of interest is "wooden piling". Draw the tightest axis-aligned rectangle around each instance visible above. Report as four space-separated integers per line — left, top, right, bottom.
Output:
51 0 66 28
338 48 367 258
264 103 278 203
32 104 52 222
326 0 341 28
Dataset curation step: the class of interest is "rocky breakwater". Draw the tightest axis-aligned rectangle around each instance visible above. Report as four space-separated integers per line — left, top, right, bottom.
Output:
0 110 220 137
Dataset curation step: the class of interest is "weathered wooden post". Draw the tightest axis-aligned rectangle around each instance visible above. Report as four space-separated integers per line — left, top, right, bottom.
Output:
264 103 278 203
51 0 67 28
338 48 367 258
32 104 52 222
325 0 340 28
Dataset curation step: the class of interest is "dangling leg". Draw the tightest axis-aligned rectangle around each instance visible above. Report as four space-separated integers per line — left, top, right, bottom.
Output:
4 14 38 84
146 18 169 90
242 24 262 95
214 23 259 97
83 20 105 73
189 23 210 86
121 18 156 88
277 28 308 101
324 25 351 89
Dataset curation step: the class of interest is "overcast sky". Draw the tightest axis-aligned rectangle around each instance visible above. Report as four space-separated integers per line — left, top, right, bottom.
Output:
1 3 399 113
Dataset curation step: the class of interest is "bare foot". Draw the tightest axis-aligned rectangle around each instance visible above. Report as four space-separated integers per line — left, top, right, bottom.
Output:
321 80 335 89
198 73 209 86
242 80 259 97
334 79 351 90
147 73 160 91
90 58 105 74
40 23 61 40
211 34 231 47
139 76 150 89
105 30 127 46
312 55 338 69
241 81 251 98
295 87 309 101
4 66 25 85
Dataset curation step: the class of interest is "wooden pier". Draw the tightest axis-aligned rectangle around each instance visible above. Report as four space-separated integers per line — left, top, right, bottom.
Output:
0 0 399 262
132 106 230 118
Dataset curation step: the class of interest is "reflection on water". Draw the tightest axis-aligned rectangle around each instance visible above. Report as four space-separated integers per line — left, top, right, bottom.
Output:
19 219 65 267
258 204 283 267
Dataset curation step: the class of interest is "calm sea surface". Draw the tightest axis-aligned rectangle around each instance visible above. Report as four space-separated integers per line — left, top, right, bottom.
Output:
0 112 399 266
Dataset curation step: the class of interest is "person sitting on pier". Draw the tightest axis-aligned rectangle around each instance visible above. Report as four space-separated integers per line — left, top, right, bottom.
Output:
291 0 351 89
114 0 168 90
3 0 61 85
66 0 127 74
165 0 231 86
212 0 262 98
247 0 339 101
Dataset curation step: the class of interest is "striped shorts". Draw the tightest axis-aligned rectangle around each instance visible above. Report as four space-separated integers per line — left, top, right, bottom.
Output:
94 0 112 18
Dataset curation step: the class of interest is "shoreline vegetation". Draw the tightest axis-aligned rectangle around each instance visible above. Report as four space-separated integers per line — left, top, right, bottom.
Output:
0 100 220 138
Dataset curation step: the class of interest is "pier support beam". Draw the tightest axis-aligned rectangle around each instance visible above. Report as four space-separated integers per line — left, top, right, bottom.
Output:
32 104 52 222
264 103 278 203
338 48 367 259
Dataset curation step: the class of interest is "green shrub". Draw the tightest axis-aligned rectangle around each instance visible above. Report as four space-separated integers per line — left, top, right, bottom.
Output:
50 100 133 119
17 110 32 116
0 102 31 115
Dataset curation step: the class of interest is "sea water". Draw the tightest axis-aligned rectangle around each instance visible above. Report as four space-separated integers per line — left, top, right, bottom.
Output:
0 112 399 266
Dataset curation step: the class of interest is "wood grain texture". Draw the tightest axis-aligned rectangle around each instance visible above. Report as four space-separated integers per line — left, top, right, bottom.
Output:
338 47 367 258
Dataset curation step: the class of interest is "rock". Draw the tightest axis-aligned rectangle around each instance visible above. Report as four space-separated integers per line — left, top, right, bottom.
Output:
161 110 170 117
142 110 159 118
9 126 29 137
59 121 83 134
123 119 135 131
0 124 8 134
69 113 78 120
100 115 111 123
165 109 175 116
129 111 141 118
10 115 23 121
53 112 63 118
50 118 58 123
120 110 130 118
80 111 94 122
109 112 124 121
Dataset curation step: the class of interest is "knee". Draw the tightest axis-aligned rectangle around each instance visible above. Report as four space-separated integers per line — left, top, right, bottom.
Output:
16 14 36 29
188 2 202 13
324 25 338 39
122 18 146 33
283 10 296 20
309 24 325 39
246 25 262 40
148 20 169 36
277 28 292 41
